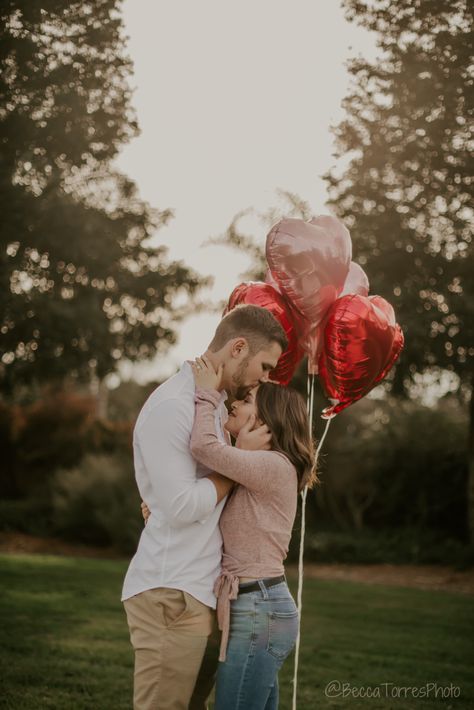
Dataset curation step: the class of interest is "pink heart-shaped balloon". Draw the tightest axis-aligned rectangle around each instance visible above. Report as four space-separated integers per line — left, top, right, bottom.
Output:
264 269 280 293
340 261 370 298
318 294 404 418
266 216 352 364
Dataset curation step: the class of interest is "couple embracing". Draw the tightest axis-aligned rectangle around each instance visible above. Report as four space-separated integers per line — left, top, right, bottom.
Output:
122 305 318 709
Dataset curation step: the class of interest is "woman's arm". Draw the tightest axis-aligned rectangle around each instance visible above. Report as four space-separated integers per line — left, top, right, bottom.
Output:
191 388 291 494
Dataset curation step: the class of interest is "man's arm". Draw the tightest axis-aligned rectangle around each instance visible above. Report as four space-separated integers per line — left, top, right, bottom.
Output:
137 397 218 527
205 472 234 503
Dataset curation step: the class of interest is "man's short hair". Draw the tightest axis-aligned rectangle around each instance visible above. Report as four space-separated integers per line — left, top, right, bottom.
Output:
209 304 288 355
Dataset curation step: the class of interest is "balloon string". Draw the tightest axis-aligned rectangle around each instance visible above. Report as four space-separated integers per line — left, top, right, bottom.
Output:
292 375 332 710
315 417 332 461
292 483 307 710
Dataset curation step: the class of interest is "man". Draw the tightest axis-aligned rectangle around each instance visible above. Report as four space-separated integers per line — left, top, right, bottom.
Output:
122 304 288 710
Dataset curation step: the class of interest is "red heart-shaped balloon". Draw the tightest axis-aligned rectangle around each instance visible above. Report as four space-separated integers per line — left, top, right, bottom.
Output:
304 260 371 374
224 282 304 385
266 216 352 365
318 294 404 417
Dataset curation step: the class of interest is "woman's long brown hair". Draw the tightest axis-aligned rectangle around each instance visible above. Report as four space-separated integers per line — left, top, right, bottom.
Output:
255 382 319 492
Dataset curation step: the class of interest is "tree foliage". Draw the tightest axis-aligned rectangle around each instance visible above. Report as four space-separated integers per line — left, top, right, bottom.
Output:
325 0 473 394
0 0 207 392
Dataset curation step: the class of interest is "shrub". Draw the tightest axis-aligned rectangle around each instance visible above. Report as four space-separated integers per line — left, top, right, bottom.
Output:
14 392 97 495
51 453 142 553
0 497 54 537
0 390 133 499
311 396 468 541
0 401 22 497
302 528 474 569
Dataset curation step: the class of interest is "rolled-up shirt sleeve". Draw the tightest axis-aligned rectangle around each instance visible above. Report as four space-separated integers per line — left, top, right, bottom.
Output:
136 397 218 528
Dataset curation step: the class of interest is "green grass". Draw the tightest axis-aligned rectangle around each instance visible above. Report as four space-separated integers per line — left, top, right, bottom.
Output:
0 554 473 709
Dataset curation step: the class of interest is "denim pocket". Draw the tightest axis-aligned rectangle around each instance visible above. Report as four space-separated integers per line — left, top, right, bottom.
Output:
266 609 299 660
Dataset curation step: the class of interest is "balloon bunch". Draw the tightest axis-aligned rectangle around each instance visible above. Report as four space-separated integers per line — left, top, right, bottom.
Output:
225 215 404 415
224 215 404 710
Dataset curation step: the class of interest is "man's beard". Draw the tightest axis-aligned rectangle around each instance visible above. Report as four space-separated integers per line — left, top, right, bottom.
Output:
231 357 252 400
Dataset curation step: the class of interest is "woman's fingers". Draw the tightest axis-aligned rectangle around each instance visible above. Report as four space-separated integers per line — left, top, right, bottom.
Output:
194 356 207 371
193 356 222 390
200 355 221 373
242 413 256 432
200 355 213 372
202 355 216 370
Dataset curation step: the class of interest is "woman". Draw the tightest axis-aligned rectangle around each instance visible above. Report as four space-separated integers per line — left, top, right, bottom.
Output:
144 356 317 709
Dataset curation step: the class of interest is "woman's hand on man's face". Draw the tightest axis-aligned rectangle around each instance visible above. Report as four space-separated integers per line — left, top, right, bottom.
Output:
191 355 223 391
236 413 272 451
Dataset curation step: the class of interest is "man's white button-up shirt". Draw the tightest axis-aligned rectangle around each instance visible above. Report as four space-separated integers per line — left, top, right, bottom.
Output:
121 361 228 608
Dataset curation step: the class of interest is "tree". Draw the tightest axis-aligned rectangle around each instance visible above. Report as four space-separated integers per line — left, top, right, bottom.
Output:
0 0 208 393
215 2 474 540
324 0 474 538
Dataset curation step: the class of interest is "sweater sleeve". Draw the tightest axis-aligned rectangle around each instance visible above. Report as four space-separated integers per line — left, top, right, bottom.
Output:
190 387 293 494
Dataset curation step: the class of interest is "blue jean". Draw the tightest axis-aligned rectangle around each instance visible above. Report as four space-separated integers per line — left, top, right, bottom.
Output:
214 579 299 710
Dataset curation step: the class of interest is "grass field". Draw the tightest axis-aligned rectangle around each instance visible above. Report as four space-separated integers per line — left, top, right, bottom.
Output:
1 554 473 709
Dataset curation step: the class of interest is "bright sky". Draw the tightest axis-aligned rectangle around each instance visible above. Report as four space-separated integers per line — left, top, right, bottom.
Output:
116 0 375 383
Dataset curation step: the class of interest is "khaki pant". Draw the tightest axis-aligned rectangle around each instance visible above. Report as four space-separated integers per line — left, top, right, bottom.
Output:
124 588 219 710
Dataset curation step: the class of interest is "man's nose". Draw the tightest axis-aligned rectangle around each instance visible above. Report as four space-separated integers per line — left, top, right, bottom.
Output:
259 372 270 383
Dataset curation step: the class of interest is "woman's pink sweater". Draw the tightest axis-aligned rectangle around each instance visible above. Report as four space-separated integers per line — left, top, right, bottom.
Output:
190 387 298 661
